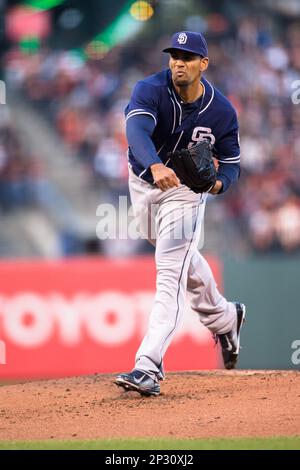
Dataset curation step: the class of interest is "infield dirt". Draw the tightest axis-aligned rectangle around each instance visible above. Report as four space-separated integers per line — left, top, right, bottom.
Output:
0 370 299 441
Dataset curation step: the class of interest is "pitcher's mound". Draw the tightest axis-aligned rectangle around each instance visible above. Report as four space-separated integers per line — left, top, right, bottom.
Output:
0 370 299 440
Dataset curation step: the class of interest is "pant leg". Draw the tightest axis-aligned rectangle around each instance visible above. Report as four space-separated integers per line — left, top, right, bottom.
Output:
187 251 236 335
128 167 157 246
134 186 206 378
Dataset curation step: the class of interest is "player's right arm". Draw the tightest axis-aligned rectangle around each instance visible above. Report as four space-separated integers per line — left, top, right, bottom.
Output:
126 81 179 191
126 117 179 190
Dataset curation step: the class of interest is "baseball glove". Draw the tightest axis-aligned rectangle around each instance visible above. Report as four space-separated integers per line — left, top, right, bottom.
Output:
168 140 217 193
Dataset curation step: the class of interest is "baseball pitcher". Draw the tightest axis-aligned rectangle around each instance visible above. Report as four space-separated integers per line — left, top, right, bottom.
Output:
115 31 246 396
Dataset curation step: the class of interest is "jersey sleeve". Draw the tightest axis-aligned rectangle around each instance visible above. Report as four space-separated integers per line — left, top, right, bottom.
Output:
125 80 159 126
126 114 162 170
213 110 240 164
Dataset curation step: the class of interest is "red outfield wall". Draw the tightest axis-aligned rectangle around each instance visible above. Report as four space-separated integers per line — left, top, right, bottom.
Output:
0 256 222 379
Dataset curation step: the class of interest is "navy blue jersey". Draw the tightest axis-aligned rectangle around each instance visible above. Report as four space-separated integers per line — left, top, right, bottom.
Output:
125 69 240 185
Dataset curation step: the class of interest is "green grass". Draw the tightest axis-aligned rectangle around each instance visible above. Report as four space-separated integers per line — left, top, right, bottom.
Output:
0 437 299 450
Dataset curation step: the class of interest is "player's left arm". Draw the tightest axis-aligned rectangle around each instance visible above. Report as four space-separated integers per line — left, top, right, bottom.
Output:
212 109 241 194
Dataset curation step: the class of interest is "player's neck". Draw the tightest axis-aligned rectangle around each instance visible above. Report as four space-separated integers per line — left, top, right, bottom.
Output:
174 81 204 104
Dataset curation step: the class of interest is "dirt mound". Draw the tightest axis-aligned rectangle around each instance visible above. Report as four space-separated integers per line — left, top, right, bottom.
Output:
0 371 299 441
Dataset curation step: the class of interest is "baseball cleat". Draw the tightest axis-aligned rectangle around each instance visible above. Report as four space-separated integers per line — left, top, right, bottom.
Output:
115 369 160 396
216 302 246 370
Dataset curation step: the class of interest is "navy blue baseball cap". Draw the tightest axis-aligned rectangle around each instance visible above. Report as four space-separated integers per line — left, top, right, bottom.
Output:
163 31 208 57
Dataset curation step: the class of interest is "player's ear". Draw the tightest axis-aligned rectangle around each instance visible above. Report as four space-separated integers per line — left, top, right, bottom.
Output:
200 57 209 72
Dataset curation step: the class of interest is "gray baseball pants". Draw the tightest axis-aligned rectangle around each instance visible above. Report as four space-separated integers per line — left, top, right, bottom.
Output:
129 168 236 379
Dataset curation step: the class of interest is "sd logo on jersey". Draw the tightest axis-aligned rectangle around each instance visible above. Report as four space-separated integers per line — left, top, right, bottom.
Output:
188 126 216 148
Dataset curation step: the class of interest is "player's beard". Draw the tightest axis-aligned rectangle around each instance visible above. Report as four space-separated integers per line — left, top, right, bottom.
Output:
173 75 190 87
174 79 189 87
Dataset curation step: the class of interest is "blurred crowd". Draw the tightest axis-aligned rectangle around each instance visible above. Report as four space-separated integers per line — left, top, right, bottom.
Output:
2 9 300 254
212 16 300 253
0 106 46 212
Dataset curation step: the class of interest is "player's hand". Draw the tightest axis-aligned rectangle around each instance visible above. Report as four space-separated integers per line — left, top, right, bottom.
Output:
150 163 180 191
